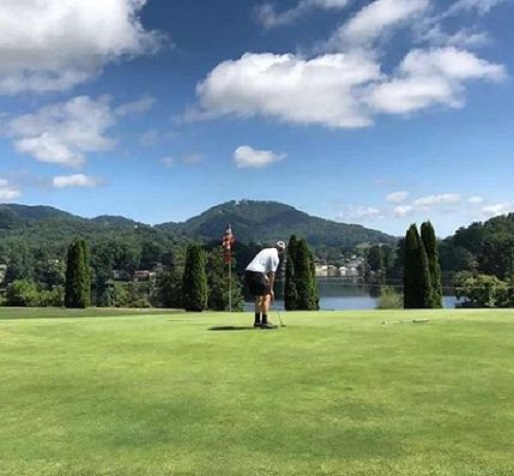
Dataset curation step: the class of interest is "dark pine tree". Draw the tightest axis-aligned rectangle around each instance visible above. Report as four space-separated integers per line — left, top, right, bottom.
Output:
403 224 432 309
64 239 91 308
284 235 299 310
294 238 319 310
182 243 208 312
421 221 443 308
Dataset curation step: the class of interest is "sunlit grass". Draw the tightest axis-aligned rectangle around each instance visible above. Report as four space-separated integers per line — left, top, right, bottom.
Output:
1 308 513 475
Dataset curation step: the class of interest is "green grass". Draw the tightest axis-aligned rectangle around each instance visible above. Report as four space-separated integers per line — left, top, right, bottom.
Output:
1 308 514 475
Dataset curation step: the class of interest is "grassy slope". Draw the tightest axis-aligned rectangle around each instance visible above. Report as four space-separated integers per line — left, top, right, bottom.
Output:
1 309 514 476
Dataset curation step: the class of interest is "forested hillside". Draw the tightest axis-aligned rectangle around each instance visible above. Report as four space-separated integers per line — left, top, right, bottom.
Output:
158 200 396 246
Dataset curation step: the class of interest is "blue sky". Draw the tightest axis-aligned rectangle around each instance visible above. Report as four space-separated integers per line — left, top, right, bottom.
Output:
0 0 513 238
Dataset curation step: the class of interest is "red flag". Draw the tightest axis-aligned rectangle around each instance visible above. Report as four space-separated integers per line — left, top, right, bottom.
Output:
222 224 235 263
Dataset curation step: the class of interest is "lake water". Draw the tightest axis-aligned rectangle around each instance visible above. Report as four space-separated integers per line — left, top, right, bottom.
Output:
246 279 460 310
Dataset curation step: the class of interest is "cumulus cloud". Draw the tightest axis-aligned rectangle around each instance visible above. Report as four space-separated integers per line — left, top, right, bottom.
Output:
0 177 21 200
8 96 115 168
482 203 514 217
351 206 382 218
115 95 156 116
194 0 507 129
468 195 484 204
0 0 163 94
255 0 351 29
386 191 410 203
327 0 429 48
413 193 461 207
366 47 505 114
196 52 380 128
233 145 286 168
393 205 414 217
195 47 504 127
52 174 101 189
446 0 507 16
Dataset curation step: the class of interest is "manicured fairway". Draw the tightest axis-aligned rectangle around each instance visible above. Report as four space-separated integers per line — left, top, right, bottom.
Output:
1 308 514 475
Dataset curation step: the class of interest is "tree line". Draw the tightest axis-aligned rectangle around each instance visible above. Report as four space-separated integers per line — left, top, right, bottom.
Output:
3 212 514 309
1 234 321 311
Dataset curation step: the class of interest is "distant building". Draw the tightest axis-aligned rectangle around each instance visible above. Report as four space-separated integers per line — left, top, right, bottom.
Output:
133 270 151 281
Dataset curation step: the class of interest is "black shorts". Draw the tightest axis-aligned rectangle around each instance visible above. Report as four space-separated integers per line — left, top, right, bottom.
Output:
245 271 270 297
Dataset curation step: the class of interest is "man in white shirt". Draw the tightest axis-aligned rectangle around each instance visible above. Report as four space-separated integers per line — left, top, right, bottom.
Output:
245 241 286 329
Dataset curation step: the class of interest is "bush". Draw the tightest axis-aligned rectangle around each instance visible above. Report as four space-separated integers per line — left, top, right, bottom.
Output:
376 286 403 309
5 280 40 307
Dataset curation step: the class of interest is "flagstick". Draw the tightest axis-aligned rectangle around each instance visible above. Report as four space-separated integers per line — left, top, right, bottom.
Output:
228 251 232 313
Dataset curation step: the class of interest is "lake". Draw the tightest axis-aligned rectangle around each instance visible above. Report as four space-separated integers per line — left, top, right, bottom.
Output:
246 279 460 310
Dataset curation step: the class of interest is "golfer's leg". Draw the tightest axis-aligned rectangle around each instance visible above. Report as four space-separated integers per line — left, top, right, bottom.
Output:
254 297 261 326
260 294 271 325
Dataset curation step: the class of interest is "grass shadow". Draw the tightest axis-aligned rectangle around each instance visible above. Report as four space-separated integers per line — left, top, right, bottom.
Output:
208 326 256 331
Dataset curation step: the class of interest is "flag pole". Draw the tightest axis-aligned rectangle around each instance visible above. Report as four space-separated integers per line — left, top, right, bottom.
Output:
228 252 232 313
223 224 235 313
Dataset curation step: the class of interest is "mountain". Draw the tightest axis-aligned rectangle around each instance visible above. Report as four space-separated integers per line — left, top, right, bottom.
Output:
0 204 82 228
157 200 396 246
0 200 396 248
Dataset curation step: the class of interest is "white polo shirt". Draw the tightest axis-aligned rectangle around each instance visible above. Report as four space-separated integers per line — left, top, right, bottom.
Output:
245 248 280 274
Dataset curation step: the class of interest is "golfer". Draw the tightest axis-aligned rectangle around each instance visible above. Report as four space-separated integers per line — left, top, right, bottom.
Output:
245 241 286 329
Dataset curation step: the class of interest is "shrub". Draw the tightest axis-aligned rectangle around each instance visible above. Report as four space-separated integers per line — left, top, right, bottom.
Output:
376 286 403 309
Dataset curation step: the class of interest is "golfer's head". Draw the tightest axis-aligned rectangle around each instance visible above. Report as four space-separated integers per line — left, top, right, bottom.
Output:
275 241 286 254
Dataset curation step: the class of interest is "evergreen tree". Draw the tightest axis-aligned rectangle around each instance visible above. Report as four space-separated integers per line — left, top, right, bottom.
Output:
284 235 299 310
294 238 319 310
308 243 320 310
64 239 91 308
182 243 208 312
421 221 443 308
403 224 431 309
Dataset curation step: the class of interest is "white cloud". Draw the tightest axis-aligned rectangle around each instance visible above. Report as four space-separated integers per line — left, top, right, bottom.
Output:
413 193 461 207
256 0 350 29
352 206 382 218
0 177 21 200
52 174 100 189
196 52 380 128
115 95 156 116
233 146 286 169
386 191 410 203
446 0 507 15
482 203 514 217
366 47 505 114
327 0 429 48
0 0 163 94
8 96 115 168
194 0 507 129
419 25 491 48
393 205 414 217
468 195 484 204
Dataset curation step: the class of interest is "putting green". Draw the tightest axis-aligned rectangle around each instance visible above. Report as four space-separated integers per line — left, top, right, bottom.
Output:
1 308 513 475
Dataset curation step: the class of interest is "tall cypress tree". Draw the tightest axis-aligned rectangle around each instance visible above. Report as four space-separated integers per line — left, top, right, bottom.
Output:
284 235 299 310
65 239 91 308
294 238 319 310
421 221 443 308
403 224 432 309
182 243 208 312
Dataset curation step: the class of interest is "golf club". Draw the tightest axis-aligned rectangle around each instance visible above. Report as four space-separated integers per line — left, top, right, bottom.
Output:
275 307 285 327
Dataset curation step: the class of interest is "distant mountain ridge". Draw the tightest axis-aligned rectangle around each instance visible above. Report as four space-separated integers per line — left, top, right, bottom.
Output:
157 200 396 246
0 200 397 247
